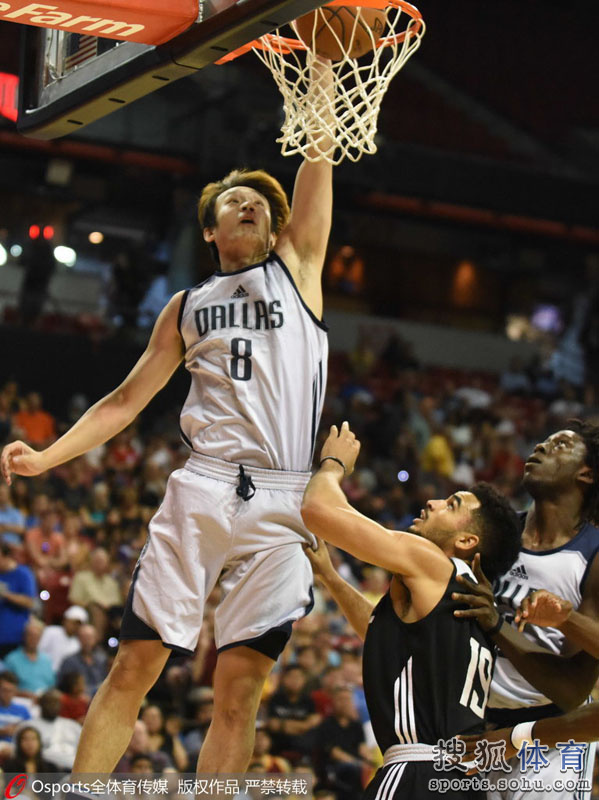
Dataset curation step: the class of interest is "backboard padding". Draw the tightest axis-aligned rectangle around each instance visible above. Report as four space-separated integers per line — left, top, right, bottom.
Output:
18 0 328 138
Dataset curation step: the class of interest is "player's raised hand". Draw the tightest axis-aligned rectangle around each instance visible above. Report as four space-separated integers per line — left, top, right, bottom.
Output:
452 553 502 633
514 589 573 632
320 421 360 476
303 538 336 581
0 440 46 485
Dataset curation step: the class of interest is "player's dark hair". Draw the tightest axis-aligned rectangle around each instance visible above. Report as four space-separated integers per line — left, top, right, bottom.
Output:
0 542 12 557
198 169 291 265
469 482 521 582
566 419 599 527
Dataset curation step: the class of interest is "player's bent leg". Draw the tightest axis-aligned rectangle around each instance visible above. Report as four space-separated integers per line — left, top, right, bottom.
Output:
72 639 170 774
196 645 275 773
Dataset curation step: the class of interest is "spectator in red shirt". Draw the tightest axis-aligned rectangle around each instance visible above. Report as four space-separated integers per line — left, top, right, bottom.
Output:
13 393 56 448
25 508 67 584
58 670 89 723
105 429 141 473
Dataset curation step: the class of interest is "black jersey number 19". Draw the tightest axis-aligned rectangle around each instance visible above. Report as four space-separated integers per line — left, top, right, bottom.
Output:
231 338 252 381
459 637 493 719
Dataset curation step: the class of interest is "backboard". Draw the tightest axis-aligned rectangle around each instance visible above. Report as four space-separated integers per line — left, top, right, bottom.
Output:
18 0 328 139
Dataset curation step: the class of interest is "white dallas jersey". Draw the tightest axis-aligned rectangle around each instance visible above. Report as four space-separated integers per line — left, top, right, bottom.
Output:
178 253 328 472
490 518 599 709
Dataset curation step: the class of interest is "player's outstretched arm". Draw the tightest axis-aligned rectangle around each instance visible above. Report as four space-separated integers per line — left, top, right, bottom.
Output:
301 423 451 581
515 556 599 660
453 555 599 711
1 292 186 485
275 59 333 315
305 538 374 640
460 702 599 765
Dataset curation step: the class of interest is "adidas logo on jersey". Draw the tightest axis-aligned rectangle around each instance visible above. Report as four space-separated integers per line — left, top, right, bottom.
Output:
509 564 528 580
231 285 249 299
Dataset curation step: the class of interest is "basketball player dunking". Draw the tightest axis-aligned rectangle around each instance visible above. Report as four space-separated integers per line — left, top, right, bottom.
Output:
0 64 334 773
302 422 522 799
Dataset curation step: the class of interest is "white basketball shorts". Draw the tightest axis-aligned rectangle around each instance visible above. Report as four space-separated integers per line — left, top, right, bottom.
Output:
121 451 316 657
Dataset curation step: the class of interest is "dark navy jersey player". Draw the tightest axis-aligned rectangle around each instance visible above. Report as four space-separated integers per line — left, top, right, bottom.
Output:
455 422 599 800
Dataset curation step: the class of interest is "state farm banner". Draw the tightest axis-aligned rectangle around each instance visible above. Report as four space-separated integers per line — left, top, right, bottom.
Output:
0 0 198 44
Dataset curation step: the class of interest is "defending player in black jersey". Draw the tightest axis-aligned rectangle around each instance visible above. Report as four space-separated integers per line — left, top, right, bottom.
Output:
302 422 521 799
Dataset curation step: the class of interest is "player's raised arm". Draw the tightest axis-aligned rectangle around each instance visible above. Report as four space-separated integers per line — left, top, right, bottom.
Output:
1 292 186 484
275 59 334 314
301 423 451 580
305 538 374 640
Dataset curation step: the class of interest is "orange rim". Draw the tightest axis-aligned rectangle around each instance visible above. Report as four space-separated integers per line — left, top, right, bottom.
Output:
215 0 423 63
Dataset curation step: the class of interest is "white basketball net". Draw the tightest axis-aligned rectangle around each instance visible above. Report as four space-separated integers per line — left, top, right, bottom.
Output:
252 0 425 164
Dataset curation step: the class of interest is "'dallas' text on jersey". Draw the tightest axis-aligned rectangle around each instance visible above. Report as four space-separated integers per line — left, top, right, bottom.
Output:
178 254 328 472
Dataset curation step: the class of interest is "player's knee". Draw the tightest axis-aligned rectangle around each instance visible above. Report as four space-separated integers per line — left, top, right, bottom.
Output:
215 699 255 730
108 644 164 693
214 677 265 727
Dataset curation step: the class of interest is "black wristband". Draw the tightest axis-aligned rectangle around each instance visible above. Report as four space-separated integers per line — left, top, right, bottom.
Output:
319 456 346 474
486 614 504 636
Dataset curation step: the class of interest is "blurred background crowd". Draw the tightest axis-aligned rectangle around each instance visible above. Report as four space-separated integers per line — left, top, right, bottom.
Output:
1 330 599 798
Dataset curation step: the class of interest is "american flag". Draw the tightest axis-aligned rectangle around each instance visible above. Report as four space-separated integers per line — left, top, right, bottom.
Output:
64 34 98 71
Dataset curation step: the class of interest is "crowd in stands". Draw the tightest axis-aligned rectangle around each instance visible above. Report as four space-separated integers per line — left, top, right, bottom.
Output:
1 331 599 797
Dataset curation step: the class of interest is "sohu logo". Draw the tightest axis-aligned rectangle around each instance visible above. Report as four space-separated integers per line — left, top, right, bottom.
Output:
5 775 27 799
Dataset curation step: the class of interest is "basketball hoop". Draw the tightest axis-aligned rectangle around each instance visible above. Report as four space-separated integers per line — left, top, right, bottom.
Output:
217 0 425 164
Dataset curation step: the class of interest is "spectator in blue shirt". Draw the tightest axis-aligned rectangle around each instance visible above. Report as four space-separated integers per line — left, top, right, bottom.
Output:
0 484 25 547
57 624 107 696
0 670 31 747
0 542 37 658
5 618 55 696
